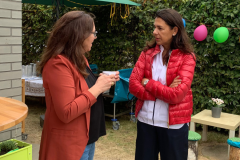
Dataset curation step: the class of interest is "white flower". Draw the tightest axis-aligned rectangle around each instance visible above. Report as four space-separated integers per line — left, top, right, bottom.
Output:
211 98 224 106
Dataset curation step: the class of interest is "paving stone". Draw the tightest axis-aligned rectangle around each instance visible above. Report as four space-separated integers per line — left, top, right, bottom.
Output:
201 144 228 160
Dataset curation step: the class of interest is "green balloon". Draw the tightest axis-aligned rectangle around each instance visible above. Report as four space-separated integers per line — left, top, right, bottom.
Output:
213 27 229 43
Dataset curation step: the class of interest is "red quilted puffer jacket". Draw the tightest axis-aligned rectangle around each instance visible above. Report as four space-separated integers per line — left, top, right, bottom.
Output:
129 45 196 125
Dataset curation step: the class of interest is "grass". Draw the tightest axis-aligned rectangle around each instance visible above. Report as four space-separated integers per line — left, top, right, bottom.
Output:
23 96 46 144
94 115 137 160
23 96 238 160
104 116 137 151
197 130 229 144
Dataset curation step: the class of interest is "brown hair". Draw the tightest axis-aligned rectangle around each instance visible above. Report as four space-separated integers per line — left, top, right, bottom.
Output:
143 9 195 65
37 11 95 77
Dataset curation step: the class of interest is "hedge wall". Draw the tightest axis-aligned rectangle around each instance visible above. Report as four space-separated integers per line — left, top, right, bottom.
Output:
22 0 240 115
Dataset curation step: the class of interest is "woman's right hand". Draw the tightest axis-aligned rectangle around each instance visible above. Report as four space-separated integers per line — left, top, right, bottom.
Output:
169 76 181 88
95 74 116 92
88 74 116 98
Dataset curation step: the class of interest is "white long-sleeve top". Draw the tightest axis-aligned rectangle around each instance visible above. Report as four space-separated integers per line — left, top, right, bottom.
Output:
137 45 184 129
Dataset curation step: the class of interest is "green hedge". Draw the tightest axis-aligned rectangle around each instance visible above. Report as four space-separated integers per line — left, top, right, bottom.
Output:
177 0 240 115
22 0 240 115
22 4 53 64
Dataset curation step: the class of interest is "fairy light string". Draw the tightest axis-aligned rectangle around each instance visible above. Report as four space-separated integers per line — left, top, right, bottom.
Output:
24 1 131 26
110 3 116 25
120 4 130 19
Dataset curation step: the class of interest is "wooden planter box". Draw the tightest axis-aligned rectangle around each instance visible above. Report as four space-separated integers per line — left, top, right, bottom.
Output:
0 139 32 160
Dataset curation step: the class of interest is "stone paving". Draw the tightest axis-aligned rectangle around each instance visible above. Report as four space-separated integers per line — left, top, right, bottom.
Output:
32 144 40 160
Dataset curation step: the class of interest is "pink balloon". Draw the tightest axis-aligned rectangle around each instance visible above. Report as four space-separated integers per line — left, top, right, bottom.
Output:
193 25 208 41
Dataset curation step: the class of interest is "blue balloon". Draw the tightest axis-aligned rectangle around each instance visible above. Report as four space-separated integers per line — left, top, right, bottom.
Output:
182 18 186 28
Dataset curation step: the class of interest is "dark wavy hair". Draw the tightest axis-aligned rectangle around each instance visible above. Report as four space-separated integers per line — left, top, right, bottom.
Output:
143 9 195 64
37 11 95 77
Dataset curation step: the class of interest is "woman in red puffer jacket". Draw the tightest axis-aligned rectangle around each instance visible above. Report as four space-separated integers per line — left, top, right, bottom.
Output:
129 9 196 160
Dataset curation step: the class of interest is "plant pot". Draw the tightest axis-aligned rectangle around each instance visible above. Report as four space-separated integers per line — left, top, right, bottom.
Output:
212 107 222 118
0 139 32 160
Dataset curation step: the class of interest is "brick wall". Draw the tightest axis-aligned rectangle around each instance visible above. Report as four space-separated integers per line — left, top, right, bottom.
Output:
0 123 22 142
0 0 22 100
0 0 23 141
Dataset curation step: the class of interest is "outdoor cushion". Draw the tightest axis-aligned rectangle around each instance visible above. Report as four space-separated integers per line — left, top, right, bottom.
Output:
188 131 201 141
89 64 98 74
227 137 240 148
111 68 135 103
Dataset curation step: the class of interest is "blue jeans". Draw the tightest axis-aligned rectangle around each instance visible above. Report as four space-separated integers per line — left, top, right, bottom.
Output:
80 142 95 160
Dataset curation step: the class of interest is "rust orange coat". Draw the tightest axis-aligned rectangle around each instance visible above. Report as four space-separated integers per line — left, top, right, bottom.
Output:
39 55 97 160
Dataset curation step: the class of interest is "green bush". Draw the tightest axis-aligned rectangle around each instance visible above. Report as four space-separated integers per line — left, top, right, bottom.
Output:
85 1 168 70
22 4 56 65
22 0 240 115
177 0 240 114
0 140 18 152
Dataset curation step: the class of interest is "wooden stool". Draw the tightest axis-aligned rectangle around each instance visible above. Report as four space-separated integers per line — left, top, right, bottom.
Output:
227 137 240 160
188 130 201 160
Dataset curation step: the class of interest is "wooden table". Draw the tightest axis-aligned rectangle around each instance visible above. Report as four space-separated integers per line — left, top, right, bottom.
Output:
190 109 240 156
0 97 28 132
23 77 45 97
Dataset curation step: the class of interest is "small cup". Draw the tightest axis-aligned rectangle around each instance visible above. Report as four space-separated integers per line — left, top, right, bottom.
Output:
102 71 116 87
102 71 116 76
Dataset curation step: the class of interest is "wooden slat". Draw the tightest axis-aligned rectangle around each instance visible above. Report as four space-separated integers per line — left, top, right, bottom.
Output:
22 79 26 133
22 79 25 103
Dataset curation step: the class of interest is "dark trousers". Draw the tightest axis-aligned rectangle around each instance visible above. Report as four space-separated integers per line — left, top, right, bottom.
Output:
135 121 188 160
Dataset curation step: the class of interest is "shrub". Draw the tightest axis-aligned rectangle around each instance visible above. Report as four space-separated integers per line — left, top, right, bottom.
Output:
22 0 240 115
0 140 18 152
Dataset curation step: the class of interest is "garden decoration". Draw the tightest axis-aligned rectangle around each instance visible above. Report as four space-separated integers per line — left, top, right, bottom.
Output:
213 27 229 43
183 17 239 43
0 139 32 160
209 98 225 118
182 18 186 28
22 0 141 20
193 25 208 41
227 137 240 159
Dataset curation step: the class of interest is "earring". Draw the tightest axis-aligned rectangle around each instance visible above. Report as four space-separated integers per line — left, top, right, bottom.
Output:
173 34 175 36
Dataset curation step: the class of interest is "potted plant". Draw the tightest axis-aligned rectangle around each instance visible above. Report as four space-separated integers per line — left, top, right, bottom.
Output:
0 139 32 160
209 98 225 118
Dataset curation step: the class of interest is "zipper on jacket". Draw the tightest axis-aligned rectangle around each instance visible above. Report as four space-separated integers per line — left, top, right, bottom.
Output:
151 51 159 126
166 51 172 129
152 99 156 125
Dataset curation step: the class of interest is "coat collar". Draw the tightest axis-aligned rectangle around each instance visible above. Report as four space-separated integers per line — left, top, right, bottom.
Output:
147 45 180 57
